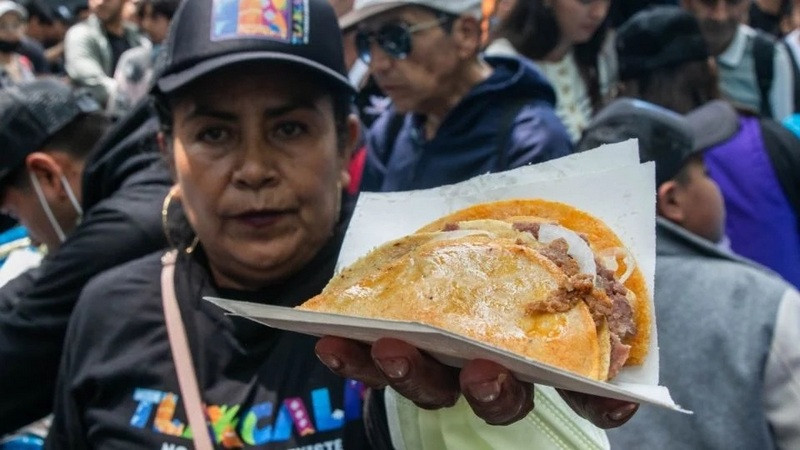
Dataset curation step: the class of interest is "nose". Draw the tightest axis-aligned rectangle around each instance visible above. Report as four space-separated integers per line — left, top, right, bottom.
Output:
368 40 393 74
232 135 279 191
709 0 730 21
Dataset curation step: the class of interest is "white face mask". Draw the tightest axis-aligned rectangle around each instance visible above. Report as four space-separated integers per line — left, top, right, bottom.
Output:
28 171 83 244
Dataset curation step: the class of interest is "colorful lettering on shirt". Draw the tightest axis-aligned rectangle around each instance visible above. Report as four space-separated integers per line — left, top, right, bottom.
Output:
154 393 186 436
285 397 315 436
129 380 364 448
344 379 364 421
208 405 245 448
131 388 163 428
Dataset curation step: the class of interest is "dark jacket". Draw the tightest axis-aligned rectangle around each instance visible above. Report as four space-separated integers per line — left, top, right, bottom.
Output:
47 217 370 449
361 56 572 192
0 110 171 434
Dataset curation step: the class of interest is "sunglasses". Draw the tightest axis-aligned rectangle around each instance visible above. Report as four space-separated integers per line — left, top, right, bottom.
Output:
356 16 449 64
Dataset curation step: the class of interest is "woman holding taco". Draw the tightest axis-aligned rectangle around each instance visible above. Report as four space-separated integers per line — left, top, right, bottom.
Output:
47 0 635 448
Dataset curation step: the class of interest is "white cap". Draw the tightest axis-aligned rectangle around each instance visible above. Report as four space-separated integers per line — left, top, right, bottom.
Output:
0 0 27 20
340 0 481 30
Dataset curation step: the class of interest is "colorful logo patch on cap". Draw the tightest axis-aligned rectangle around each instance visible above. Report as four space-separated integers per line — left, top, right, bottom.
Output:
211 0 309 44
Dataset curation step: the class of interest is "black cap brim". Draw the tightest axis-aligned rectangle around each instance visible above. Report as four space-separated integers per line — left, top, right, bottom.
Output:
157 51 356 95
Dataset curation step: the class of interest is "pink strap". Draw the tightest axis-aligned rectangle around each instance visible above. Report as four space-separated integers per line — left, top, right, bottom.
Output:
160 250 215 450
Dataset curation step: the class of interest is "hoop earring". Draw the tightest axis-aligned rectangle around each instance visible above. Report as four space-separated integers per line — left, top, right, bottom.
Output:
186 236 200 254
161 186 200 254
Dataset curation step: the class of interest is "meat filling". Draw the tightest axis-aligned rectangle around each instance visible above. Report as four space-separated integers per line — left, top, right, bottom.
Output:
596 264 637 340
538 238 581 277
442 223 460 232
608 334 631 379
513 222 541 239
526 273 594 315
528 239 637 378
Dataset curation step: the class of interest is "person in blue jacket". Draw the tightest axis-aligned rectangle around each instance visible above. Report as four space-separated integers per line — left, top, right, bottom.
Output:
342 0 574 192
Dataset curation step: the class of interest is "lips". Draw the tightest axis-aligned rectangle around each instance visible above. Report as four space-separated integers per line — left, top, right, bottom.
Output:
228 209 293 228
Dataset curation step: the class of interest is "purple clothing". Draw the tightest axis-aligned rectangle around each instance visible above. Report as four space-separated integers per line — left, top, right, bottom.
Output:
705 115 800 288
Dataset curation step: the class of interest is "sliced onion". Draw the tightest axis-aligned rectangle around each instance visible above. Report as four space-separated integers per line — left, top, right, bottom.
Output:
619 250 635 283
538 224 597 278
599 247 635 283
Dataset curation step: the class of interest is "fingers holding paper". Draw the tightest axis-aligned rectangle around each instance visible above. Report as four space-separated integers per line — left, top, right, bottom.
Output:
316 336 640 428
315 336 533 425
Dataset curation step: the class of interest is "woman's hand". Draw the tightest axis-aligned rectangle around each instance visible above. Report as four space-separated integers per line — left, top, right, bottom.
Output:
315 336 638 428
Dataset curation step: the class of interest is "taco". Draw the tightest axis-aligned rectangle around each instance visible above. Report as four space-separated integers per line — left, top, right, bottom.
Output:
299 199 651 381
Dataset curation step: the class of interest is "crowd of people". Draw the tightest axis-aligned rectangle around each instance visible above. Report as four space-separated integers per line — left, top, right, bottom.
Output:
0 0 798 448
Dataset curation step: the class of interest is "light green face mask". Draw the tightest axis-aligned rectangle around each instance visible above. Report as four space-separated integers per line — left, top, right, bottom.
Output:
384 386 610 450
28 170 83 244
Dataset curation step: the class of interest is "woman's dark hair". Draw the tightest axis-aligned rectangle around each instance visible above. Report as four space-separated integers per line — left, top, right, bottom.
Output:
621 60 720 114
496 0 609 110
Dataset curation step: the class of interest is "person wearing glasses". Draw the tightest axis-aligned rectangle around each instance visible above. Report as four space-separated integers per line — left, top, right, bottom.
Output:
342 0 573 193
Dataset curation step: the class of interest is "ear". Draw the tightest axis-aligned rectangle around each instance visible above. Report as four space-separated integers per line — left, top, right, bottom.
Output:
679 0 693 10
656 181 686 224
451 15 483 59
25 152 63 197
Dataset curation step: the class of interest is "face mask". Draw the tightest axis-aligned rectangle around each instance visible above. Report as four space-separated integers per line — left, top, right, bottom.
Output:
0 39 21 53
28 171 83 244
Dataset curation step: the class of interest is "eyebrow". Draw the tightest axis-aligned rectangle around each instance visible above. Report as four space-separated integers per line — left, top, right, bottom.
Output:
182 98 324 122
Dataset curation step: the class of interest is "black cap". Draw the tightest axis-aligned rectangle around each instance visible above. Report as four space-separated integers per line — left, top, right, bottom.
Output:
17 0 54 23
577 98 698 186
156 0 355 95
0 79 100 185
616 6 709 80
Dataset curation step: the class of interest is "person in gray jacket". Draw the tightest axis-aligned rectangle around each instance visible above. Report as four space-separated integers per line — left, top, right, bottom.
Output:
64 0 148 106
578 98 800 449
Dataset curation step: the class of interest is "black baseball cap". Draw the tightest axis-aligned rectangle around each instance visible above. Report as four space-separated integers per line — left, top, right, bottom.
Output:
616 6 709 80
577 98 699 186
0 79 100 186
156 0 355 96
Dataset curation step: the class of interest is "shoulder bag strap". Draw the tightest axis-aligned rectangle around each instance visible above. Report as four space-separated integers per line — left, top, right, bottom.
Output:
752 32 775 117
160 250 215 450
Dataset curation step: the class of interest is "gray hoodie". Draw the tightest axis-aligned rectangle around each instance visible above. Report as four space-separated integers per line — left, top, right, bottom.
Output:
608 218 800 449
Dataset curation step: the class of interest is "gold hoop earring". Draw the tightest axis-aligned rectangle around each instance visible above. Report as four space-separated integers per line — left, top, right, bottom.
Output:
161 186 200 254
161 187 179 250
186 236 200 254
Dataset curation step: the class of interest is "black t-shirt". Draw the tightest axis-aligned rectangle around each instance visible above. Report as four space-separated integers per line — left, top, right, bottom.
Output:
47 220 372 449
107 32 130 74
